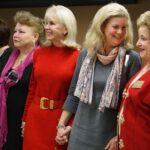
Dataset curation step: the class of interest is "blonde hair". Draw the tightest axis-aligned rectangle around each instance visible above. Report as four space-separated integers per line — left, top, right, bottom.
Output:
43 5 79 48
83 3 133 57
14 11 44 45
137 11 150 32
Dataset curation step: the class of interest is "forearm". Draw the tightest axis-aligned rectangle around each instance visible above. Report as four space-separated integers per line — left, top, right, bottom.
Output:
58 110 73 127
56 110 73 145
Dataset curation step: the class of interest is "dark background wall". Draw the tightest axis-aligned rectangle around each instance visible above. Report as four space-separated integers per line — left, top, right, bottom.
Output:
0 0 138 7
0 0 149 47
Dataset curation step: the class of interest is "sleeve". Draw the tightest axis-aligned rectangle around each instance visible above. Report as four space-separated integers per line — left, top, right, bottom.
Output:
22 52 37 121
118 50 142 107
126 50 142 80
63 49 87 114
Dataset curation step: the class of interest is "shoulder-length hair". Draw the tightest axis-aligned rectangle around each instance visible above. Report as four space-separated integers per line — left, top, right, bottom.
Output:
43 5 79 49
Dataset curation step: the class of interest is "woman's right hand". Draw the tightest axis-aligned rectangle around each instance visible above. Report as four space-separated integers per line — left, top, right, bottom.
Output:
105 136 118 150
55 125 71 145
21 121 26 137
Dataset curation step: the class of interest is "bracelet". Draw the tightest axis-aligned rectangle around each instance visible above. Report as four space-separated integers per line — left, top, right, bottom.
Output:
57 124 65 130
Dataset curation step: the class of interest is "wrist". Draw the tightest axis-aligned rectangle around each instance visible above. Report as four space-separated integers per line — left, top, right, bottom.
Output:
57 124 65 130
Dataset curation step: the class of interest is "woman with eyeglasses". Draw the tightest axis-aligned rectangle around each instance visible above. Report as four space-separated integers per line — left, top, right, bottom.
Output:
0 11 44 150
22 5 80 150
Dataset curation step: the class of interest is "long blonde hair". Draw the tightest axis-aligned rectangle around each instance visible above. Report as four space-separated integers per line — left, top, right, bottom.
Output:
83 3 133 57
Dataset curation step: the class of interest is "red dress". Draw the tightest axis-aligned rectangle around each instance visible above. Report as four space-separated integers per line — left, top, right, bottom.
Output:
22 45 79 150
118 65 150 150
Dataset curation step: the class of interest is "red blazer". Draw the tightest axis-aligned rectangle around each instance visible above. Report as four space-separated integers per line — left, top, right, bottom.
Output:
119 65 150 150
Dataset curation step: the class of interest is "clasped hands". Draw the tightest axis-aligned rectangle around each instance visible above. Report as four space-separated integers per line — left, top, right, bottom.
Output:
55 125 72 145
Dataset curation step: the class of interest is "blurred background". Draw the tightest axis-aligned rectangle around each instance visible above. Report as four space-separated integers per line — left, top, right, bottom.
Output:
0 0 149 47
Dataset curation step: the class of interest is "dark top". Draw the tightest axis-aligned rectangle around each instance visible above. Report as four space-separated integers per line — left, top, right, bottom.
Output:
63 49 142 150
0 48 12 73
3 64 32 150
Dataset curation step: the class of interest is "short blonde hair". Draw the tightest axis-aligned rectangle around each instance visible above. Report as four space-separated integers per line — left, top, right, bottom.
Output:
83 3 133 57
14 11 44 45
137 11 150 33
43 5 79 48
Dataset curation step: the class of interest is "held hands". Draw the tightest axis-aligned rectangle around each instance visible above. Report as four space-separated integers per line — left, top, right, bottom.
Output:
55 125 71 145
105 136 118 150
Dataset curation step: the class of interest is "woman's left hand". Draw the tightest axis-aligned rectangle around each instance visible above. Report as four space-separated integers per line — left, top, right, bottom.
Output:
55 125 71 145
104 136 118 150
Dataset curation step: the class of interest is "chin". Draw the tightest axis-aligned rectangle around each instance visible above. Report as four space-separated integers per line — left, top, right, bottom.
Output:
139 51 146 59
140 54 144 59
113 42 121 47
13 44 19 48
46 37 52 40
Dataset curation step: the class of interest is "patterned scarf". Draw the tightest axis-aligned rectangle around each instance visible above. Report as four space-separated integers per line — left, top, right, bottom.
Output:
0 46 37 149
74 46 126 112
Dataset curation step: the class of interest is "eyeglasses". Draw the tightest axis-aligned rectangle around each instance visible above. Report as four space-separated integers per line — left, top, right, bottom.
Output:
7 70 18 83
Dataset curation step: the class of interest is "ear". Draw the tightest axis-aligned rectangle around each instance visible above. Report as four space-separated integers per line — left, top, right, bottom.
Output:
63 26 68 36
33 33 39 42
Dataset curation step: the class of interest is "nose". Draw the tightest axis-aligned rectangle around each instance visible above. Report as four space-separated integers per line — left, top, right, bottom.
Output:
136 39 141 47
13 31 19 37
44 23 51 30
117 28 123 35
44 25 49 31
13 34 17 40
44 24 48 27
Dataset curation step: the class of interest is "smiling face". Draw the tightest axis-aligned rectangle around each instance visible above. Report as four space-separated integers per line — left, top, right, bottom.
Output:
43 14 67 46
103 17 127 51
136 25 150 63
